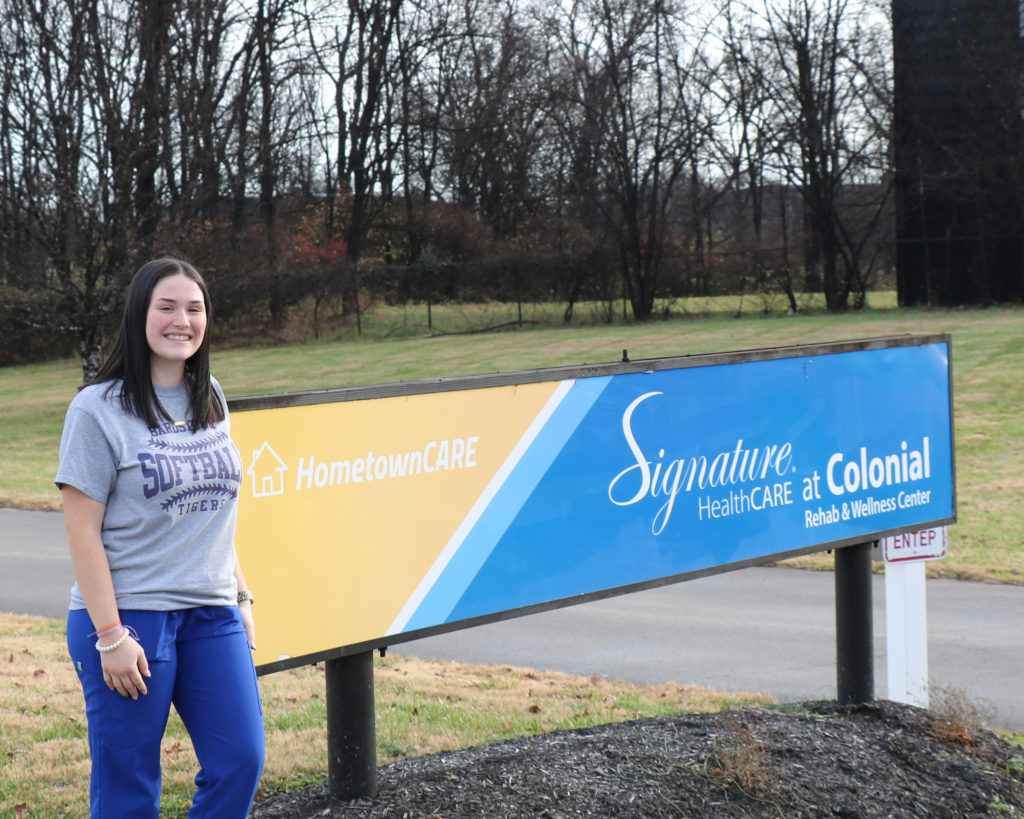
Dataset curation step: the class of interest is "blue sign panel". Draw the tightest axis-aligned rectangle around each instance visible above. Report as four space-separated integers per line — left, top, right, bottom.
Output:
397 339 954 634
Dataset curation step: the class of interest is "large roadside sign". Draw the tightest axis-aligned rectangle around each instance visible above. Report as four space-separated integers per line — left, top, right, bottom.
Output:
229 335 955 672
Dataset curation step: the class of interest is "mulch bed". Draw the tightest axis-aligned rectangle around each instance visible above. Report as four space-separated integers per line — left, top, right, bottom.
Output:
251 700 1024 818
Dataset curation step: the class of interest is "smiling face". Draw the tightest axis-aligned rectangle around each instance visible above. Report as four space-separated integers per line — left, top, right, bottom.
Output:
145 273 208 385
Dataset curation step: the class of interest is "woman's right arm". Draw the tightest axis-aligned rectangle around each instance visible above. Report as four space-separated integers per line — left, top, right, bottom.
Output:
62 485 150 699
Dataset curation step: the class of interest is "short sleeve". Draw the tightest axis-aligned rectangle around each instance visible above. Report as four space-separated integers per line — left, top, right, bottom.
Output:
54 402 119 504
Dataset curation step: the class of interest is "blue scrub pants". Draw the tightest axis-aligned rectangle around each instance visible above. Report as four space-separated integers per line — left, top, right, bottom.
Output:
68 606 265 818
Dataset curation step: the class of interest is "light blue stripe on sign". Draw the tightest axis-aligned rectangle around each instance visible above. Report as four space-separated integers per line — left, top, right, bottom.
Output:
398 375 613 633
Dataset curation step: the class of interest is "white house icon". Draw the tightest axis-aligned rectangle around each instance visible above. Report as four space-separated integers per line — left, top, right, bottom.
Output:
247 442 288 497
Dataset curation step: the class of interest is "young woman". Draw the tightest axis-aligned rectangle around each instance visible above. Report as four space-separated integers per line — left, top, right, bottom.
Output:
55 258 265 817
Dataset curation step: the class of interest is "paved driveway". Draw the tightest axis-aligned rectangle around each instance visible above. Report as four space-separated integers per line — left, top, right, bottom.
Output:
4 507 1021 731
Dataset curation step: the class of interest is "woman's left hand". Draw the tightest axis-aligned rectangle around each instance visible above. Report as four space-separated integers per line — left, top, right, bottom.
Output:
239 600 256 650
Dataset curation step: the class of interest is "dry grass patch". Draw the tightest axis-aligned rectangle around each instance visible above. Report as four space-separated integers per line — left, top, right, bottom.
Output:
1 615 90 817
703 715 780 798
927 684 993 749
371 653 774 761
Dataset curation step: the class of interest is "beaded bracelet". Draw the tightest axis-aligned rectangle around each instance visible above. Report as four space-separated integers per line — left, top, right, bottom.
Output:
95 628 131 653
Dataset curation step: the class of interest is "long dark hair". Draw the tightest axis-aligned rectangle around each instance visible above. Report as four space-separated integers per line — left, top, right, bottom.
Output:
88 258 225 429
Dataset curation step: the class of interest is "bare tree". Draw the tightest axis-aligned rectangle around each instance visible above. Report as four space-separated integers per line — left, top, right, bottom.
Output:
709 0 802 308
757 0 892 310
663 10 724 300
544 0 707 321
304 0 404 264
296 0 406 326
0 0 153 378
434 0 550 240
134 0 174 252
233 0 309 327
164 0 251 222
395 0 455 265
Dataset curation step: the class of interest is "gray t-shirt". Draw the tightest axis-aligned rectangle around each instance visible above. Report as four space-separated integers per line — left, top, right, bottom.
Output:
55 378 242 611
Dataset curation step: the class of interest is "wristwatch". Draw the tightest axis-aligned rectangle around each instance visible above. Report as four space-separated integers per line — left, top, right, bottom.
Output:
237 589 255 606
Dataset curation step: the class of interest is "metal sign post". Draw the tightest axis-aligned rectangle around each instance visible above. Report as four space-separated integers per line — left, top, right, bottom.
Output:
836 542 876 704
325 651 377 799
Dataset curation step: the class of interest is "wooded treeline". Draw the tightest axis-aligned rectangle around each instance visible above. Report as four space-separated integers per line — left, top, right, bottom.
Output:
0 0 909 372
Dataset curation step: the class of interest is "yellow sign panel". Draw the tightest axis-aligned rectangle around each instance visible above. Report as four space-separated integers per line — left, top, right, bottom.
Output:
232 381 561 666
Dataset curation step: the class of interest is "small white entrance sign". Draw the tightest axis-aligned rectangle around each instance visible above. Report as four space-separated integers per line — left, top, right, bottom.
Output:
882 527 948 563
882 526 948 709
